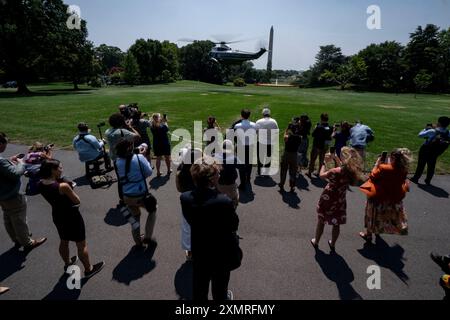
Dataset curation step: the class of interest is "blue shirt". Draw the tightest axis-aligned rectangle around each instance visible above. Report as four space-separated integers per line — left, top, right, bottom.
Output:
116 154 152 197
73 133 104 162
350 124 373 148
418 127 450 145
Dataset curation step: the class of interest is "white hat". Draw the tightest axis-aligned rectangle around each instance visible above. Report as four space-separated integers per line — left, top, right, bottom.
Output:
262 108 271 116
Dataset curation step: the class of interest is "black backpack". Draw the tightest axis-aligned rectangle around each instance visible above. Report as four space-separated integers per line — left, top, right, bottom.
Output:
429 130 450 156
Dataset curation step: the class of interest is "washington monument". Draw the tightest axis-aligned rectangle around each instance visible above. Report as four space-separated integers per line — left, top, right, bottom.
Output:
267 26 274 72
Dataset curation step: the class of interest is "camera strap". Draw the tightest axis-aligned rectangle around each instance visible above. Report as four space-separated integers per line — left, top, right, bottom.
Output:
76 134 98 151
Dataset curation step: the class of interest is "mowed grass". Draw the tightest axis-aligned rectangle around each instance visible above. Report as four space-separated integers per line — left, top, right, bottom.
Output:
1 81 449 173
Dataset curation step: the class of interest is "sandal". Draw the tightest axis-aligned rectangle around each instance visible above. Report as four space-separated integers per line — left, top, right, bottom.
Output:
310 238 319 249
328 240 336 252
359 232 373 243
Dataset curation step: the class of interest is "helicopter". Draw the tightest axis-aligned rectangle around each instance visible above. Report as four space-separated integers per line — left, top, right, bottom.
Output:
208 41 267 65
179 37 268 65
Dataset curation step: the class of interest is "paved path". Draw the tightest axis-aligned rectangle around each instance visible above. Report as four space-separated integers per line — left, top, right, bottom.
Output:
1 145 449 300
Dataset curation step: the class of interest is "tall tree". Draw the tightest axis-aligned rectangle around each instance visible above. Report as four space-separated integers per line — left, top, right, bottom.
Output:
179 41 225 84
123 53 139 85
309 45 346 86
357 41 405 91
95 45 125 74
404 24 442 91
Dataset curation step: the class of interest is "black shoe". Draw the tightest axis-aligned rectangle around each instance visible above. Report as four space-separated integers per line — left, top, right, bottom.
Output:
424 180 432 186
84 261 105 279
410 177 419 184
431 252 450 274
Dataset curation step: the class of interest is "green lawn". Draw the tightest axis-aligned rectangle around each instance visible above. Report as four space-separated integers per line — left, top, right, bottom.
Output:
1 81 449 173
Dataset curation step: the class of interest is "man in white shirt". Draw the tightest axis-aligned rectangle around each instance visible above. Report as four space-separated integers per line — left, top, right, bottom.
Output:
233 109 257 190
255 108 279 176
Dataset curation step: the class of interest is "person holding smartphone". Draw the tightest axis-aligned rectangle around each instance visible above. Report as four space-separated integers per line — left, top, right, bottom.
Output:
311 147 364 251
0 132 47 251
359 149 412 243
151 113 172 177
332 121 351 158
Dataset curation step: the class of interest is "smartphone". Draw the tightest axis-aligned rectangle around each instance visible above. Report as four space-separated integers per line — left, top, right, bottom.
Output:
163 114 167 119
329 146 336 154
17 154 26 159
380 151 388 163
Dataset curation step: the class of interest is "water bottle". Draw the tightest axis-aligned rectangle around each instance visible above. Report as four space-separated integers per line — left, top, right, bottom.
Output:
120 206 140 230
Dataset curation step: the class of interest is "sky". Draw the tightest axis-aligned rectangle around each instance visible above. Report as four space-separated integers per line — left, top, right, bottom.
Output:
63 0 450 70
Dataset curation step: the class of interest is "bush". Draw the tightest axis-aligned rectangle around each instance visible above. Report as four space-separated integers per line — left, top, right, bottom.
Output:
233 78 246 87
89 77 102 88
161 70 174 83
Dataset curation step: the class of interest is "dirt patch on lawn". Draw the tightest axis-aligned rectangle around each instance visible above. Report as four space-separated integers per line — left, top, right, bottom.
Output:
378 105 406 109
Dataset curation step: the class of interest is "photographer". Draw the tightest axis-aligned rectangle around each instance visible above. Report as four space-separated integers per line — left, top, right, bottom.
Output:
150 113 172 177
0 132 47 251
119 103 139 121
116 139 156 247
411 116 450 186
130 110 152 164
307 113 332 177
73 123 111 176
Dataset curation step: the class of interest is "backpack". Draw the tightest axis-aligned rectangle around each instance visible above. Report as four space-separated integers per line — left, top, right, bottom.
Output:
428 130 450 156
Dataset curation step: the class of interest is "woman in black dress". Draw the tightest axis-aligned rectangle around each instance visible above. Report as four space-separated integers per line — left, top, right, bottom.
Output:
151 113 172 177
39 159 104 278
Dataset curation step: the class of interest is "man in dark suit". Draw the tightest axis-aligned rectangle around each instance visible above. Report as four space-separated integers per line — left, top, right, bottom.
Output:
180 160 240 301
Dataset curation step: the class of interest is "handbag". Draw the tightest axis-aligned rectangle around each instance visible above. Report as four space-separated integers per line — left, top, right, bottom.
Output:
226 232 243 271
136 156 158 213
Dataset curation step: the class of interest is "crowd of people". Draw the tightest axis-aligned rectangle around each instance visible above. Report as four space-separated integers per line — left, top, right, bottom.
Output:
1 105 449 300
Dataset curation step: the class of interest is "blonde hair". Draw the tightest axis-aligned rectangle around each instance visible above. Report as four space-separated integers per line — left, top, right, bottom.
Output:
29 142 44 152
340 147 364 186
390 148 412 173
152 113 161 127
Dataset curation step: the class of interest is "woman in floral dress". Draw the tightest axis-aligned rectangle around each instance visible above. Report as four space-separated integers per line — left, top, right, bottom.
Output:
311 147 363 252
311 147 364 251
359 148 411 242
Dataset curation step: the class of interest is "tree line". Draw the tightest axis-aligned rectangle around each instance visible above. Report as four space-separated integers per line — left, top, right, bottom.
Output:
296 24 450 94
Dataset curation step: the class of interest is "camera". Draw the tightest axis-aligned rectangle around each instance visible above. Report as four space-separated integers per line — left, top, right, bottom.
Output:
97 122 106 128
120 103 139 120
44 144 54 152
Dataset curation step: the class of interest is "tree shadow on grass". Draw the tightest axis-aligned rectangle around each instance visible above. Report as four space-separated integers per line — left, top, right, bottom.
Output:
112 244 157 285
314 249 363 300
174 260 193 300
0 89 95 99
357 236 409 284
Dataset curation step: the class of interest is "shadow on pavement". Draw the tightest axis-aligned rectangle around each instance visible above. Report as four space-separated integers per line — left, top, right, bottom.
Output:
112 244 157 285
296 174 310 191
73 176 91 187
0 247 27 282
357 236 409 284
239 186 255 204
104 206 128 227
309 176 327 189
279 190 301 209
174 260 193 300
42 273 86 300
254 176 277 188
418 184 449 198
314 249 363 300
150 175 170 190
